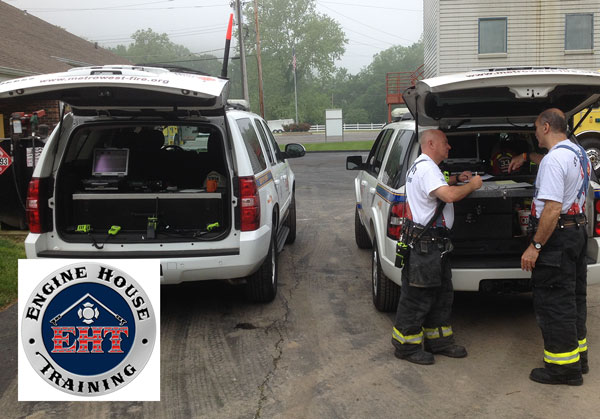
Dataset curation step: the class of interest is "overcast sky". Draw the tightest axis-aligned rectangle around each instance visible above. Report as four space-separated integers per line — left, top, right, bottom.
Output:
6 0 423 75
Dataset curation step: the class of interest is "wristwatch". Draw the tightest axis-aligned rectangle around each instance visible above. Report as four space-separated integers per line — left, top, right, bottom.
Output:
531 240 542 251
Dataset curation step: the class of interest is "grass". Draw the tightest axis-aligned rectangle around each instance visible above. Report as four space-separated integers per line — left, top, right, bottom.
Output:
280 140 374 152
0 235 26 310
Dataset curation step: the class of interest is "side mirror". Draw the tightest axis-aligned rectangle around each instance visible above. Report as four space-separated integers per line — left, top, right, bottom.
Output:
283 143 306 158
346 155 363 170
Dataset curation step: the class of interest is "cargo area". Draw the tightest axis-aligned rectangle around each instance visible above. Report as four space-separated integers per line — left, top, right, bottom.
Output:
441 130 538 268
55 122 231 243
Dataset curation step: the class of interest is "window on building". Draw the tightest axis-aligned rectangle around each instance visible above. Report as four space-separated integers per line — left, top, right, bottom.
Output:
479 18 507 54
565 14 593 51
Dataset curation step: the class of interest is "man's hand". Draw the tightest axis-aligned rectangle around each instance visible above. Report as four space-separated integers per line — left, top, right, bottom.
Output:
457 171 473 182
508 154 526 173
521 244 540 271
469 175 483 190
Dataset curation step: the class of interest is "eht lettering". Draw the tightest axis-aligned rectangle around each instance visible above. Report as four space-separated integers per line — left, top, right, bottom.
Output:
51 326 128 353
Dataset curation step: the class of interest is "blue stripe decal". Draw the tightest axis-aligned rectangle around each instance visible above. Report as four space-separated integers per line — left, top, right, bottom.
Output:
357 203 362 209
375 184 406 204
256 171 274 189
595 189 600 199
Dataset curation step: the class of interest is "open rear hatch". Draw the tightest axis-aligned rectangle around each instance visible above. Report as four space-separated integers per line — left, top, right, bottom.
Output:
0 66 233 244
405 68 600 269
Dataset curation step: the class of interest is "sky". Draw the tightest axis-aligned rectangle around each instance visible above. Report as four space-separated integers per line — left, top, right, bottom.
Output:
6 0 423 75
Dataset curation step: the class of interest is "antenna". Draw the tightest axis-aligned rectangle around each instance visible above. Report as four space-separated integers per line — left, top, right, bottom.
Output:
221 13 234 78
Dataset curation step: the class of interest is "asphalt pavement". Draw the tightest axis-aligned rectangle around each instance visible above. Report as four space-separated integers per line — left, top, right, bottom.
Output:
1 152 600 418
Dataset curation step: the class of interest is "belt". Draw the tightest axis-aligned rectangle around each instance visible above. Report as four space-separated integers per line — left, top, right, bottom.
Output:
557 213 586 230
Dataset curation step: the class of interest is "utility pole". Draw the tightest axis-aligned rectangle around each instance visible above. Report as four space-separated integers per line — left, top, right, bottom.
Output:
234 0 249 104
253 0 265 118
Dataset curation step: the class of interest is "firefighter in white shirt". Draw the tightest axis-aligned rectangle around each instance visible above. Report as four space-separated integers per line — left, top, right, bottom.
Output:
392 129 482 365
513 108 590 385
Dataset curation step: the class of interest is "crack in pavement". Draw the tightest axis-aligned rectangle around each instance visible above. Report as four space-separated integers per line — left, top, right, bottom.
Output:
253 252 302 419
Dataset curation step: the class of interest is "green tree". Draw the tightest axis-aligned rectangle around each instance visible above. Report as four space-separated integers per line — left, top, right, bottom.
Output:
242 0 347 121
109 29 222 76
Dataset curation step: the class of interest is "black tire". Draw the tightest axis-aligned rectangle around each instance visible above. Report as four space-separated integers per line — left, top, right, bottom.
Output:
579 136 600 177
355 207 372 249
285 192 296 244
246 235 278 303
372 242 401 312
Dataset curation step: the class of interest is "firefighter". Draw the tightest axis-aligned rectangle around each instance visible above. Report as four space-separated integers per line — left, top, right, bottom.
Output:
392 129 482 365
517 108 590 385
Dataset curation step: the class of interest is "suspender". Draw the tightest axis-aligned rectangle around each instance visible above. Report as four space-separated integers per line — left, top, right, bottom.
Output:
554 143 590 200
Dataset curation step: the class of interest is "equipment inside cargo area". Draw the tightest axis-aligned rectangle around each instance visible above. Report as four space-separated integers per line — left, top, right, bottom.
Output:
441 130 541 268
56 123 230 242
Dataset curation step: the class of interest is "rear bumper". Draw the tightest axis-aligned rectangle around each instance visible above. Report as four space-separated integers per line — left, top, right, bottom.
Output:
25 226 272 285
380 236 600 291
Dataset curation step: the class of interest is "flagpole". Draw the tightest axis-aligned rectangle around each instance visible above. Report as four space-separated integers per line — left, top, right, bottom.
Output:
293 46 299 124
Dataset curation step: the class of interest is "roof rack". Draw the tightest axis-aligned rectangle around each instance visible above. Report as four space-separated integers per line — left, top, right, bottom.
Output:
135 64 213 77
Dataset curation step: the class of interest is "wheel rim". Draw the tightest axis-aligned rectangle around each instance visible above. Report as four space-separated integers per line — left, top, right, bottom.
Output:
372 247 378 297
586 148 600 171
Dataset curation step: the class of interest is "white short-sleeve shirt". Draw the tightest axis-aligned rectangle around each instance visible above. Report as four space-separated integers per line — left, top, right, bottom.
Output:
406 154 454 228
533 139 589 217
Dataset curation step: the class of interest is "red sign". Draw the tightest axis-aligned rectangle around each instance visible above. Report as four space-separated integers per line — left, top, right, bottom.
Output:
0 146 13 176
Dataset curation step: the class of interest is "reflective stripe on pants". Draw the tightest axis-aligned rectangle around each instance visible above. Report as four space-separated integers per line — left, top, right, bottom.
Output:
392 327 423 345
544 347 580 365
424 326 453 340
579 338 588 353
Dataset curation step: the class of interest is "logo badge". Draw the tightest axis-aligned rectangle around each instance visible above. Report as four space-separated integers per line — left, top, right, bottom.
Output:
21 261 156 397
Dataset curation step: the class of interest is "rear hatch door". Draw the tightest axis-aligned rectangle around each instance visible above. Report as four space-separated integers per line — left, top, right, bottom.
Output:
0 65 229 111
404 68 600 127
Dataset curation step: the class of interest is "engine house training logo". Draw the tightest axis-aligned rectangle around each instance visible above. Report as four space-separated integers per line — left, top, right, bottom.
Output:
21 262 156 396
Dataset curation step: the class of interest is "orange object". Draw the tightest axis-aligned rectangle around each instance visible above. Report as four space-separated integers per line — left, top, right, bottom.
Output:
206 179 217 192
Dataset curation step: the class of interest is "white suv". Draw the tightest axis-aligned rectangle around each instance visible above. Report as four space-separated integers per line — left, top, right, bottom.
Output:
347 68 600 311
0 65 305 302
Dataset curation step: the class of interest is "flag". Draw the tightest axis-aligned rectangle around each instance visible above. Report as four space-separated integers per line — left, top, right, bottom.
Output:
292 46 296 71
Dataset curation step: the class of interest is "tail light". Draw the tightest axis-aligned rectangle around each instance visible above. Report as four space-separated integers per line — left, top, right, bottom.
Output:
387 202 408 240
26 177 49 234
594 198 600 236
239 176 260 231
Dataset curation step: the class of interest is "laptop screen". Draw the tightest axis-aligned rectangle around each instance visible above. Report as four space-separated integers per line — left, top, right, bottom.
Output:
92 148 129 177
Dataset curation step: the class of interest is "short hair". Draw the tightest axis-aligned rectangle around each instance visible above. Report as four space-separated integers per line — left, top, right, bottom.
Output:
538 108 567 134
420 129 442 145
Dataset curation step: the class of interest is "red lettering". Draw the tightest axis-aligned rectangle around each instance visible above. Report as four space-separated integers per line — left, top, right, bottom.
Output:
104 327 129 353
51 326 76 353
77 326 104 353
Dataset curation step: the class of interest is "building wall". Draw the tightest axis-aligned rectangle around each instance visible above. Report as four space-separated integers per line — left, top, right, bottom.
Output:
0 99 61 138
426 0 600 77
423 0 440 78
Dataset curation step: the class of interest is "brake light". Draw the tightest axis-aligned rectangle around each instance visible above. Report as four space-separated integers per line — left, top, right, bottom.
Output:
26 178 48 234
387 202 408 240
239 176 260 231
595 198 600 236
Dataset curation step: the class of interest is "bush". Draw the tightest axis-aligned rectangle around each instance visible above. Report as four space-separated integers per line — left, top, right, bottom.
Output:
283 122 311 132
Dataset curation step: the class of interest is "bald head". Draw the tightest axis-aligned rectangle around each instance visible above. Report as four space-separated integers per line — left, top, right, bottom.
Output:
537 108 567 134
420 129 450 164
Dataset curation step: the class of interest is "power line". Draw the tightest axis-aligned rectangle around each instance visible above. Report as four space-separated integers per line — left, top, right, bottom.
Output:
27 3 227 12
318 1 422 12
318 3 416 44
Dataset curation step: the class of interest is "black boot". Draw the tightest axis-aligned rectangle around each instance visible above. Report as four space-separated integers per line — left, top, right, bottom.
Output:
394 348 434 365
529 368 583 386
425 343 468 358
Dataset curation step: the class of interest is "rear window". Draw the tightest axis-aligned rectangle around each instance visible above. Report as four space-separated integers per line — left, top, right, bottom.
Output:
237 118 267 173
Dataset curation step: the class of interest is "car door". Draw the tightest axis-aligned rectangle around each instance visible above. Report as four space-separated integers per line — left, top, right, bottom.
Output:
360 128 395 222
259 119 291 205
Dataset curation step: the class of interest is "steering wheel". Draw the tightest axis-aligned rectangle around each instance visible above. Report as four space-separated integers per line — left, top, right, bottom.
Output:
161 145 183 152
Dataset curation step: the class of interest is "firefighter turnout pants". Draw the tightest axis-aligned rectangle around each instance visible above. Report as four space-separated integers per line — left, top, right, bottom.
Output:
392 241 456 355
532 226 588 375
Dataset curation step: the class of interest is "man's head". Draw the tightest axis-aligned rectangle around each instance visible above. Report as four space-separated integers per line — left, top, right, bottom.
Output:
535 108 567 148
420 129 450 164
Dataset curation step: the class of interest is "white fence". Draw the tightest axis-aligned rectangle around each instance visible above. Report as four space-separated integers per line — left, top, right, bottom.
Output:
309 123 384 132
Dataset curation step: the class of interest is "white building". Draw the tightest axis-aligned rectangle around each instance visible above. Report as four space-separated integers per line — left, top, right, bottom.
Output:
423 0 600 78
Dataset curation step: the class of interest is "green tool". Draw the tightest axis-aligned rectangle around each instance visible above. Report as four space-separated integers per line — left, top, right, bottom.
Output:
207 222 220 232
76 224 91 233
108 225 121 235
